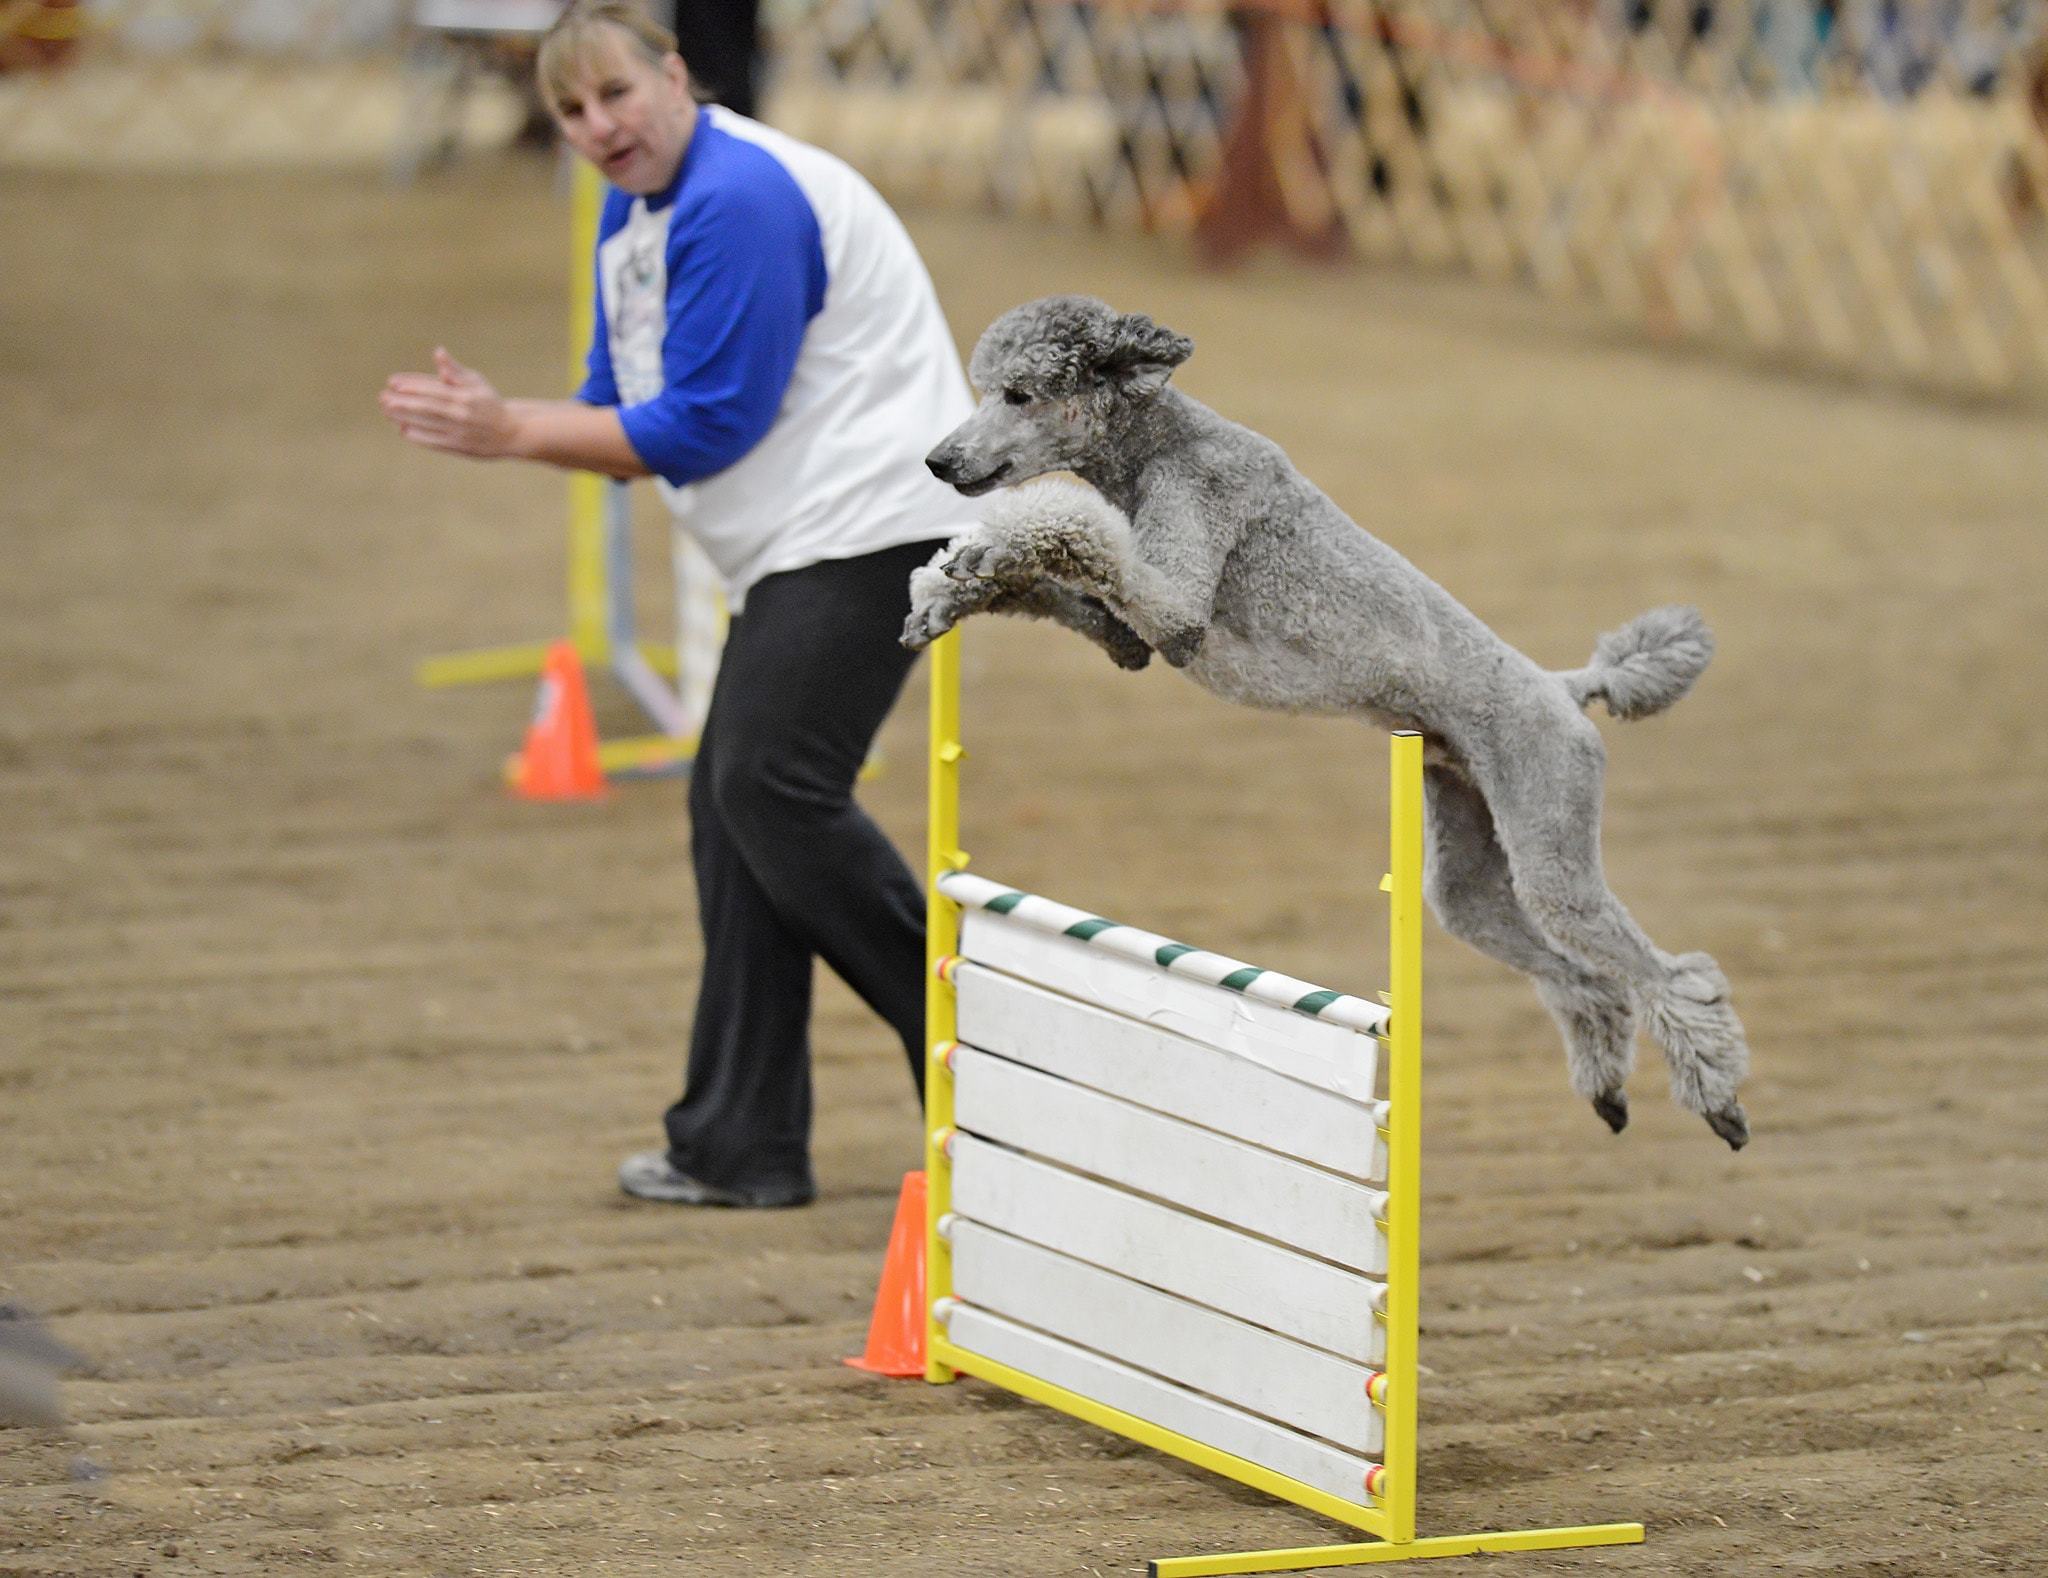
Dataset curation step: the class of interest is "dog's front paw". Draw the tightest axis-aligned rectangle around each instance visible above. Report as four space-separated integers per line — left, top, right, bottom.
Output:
942 534 1027 584
1101 617 1153 671
1156 623 1207 669
900 605 947 651
902 567 965 650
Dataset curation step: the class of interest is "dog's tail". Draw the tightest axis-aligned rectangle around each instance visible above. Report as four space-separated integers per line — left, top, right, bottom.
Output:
1559 605 1714 721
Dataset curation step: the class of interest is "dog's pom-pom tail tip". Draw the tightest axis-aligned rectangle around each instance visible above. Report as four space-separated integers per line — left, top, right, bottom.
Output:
1587 604 1715 720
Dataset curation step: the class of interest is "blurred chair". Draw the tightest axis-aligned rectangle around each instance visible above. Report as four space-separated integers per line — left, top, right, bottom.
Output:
393 0 565 180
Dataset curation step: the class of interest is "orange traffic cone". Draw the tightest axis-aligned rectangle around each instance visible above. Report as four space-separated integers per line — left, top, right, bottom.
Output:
844 1170 927 1377
512 641 606 801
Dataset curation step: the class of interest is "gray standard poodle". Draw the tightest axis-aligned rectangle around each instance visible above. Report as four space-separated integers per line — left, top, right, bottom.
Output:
903 294 1751 1149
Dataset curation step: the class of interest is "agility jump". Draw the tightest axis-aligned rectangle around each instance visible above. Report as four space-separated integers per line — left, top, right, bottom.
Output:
918 627 1644 1574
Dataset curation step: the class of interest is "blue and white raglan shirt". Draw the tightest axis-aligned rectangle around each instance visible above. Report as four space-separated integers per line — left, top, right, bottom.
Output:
578 106 975 609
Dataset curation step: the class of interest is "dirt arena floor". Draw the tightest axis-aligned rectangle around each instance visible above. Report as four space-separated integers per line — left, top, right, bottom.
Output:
4 158 2046 1577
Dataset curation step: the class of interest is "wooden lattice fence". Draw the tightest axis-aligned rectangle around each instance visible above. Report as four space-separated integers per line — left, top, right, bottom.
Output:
0 1 531 172
9 1 2047 392
769 0 2048 394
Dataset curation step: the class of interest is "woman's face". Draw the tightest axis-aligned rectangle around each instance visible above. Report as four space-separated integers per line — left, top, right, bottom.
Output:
549 30 695 195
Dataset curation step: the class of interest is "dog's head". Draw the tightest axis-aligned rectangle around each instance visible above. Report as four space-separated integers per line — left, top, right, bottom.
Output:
926 296 1194 495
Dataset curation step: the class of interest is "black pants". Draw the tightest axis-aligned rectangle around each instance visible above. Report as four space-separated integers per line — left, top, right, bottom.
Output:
663 539 941 1195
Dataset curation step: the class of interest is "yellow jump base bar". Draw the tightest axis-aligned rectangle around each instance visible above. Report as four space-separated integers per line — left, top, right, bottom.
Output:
417 637 678 690
921 626 1645 1575
1148 1523 1645 1576
930 1336 1395 1541
932 1337 1640 1575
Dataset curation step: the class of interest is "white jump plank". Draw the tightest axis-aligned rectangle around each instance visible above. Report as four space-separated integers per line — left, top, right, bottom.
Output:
950 1222 1382 1453
953 1046 1387 1274
955 964 1387 1183
945 1304 1378 1512
957 908 1382 1102
942 870 1392 1039
951 1135 1385 1364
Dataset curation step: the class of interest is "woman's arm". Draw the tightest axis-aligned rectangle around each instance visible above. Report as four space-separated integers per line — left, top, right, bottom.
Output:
380 348 651 480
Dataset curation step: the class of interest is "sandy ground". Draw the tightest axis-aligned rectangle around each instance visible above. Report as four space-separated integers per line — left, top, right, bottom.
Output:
2 159 2046 1577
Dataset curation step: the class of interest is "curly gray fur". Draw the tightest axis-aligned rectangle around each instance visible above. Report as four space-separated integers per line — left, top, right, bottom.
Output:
909 295 1753 1149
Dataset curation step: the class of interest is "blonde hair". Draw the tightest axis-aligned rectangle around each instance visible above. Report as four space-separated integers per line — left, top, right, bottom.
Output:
536 1 679 107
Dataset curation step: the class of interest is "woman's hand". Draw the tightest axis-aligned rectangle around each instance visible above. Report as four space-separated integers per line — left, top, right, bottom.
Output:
378 349 648 479
380 348 519 459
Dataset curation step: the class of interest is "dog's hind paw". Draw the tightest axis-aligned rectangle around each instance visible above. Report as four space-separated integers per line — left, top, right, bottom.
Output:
1591 1090 1629 1134
1705 1102 1750 1151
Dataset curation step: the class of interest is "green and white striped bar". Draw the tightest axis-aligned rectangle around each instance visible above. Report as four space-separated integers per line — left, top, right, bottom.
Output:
937 870 1391 1038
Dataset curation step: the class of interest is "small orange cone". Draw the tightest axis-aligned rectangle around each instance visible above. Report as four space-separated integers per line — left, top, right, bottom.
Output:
512 641 606 800
844 1170 927 1377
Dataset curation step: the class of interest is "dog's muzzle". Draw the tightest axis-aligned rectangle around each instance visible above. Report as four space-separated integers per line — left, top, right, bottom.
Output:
926 451 1013 495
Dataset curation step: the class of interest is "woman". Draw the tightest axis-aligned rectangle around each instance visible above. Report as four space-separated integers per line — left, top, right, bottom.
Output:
380 0 974 1207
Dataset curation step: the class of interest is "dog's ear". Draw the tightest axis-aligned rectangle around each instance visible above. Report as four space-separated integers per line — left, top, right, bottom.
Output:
1099 312 1194 400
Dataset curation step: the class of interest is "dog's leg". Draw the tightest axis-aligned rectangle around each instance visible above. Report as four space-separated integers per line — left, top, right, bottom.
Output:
1115 484 1239 667
905 536 1152 669
1475 716 1752 1150
905 530 1154 670
1424 764 1638 1133
941 482 1223 668
983 583 1152 671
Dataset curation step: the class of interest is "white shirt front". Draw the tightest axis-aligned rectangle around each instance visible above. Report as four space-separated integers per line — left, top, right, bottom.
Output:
591 108 976 610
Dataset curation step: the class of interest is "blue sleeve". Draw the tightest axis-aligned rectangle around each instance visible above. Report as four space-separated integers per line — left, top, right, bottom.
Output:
575 190 631 405
616 158 826 486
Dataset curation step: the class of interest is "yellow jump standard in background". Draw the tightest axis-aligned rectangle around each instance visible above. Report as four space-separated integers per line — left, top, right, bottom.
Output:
418 162 718 779
920 625 1644 1574
415 163 633 692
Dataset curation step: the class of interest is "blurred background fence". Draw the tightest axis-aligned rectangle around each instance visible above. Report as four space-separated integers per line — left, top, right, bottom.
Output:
0 1 537 171
774 0 2048 394
10 0 2048 394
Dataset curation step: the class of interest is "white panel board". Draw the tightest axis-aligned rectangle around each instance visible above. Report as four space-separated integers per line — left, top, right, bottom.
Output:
955 964 1386 1182
953 1046 1387 1274
958 909 1381 1101
951 1134 1385 1363
951 1221 1382 1453
941 871 1391 1037
946 1303 1378 1512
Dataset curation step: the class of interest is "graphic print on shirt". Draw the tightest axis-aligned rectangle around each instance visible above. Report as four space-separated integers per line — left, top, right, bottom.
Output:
604 204 669 406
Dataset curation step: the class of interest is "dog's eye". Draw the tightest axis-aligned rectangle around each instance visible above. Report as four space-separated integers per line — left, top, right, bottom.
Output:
1002 388 1031 407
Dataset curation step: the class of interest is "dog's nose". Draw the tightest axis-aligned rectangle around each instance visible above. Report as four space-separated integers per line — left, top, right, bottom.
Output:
926 451 959 483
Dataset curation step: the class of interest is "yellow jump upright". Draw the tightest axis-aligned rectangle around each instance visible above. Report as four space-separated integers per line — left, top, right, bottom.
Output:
418 163 715 778
922 630 1645 1574
416 161 617 691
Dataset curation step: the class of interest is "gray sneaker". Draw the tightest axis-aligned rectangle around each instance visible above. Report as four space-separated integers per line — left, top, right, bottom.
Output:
616 1150 815 1209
